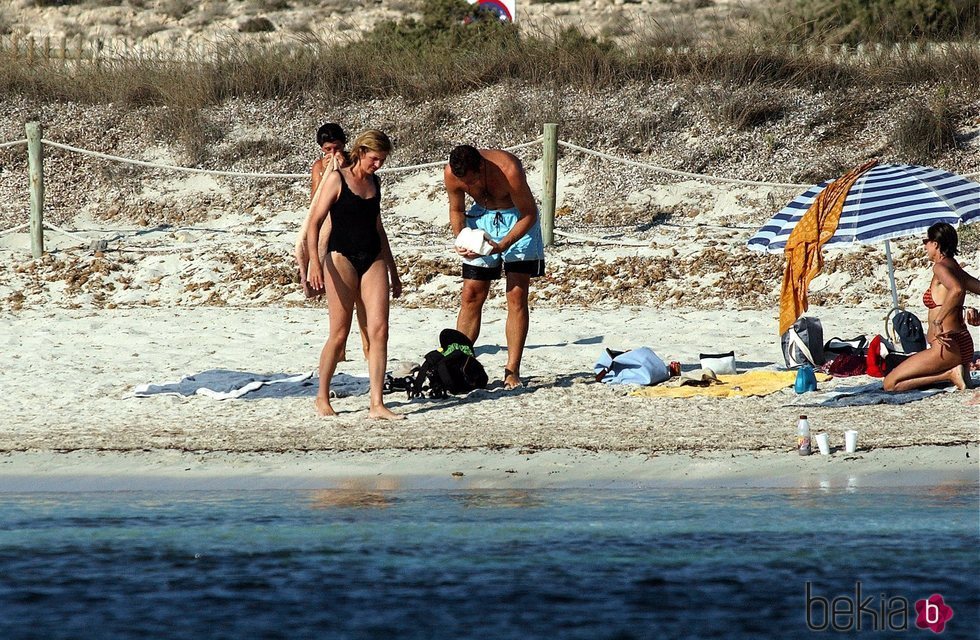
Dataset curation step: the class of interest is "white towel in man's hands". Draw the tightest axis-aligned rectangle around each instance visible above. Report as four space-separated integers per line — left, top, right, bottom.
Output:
455 228 493 256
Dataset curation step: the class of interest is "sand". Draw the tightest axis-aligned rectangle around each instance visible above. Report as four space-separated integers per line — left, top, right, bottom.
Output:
1 303 977 487
0 0 977 487
1 141 977 489
0 0 763 48
1 445 976 492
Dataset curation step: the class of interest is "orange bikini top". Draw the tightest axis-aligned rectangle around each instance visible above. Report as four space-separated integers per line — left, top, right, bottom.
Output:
923 288 938 309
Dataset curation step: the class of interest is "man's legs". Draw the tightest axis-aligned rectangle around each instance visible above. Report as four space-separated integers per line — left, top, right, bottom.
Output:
503 271 531 389
457 278 491 344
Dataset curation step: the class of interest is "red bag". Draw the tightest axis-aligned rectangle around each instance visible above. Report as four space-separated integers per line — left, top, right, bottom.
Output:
866 335 887 377
827 352 867 377
865 334 909 377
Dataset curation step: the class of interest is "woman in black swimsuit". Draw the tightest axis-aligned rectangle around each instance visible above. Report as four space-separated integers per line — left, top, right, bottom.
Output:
295 122 370 363
306 130 403 420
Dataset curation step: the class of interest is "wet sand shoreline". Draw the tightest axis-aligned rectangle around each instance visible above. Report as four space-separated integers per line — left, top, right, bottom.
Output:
2 445 975 492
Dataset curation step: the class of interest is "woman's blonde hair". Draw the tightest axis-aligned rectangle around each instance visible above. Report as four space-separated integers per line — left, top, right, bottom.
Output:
349 129 393 164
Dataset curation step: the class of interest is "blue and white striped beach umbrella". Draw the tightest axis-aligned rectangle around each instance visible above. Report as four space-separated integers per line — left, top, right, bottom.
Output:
747 163 980 306
748 163 980 253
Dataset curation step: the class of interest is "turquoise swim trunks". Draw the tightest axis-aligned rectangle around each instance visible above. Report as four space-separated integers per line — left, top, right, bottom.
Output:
462 203 545 269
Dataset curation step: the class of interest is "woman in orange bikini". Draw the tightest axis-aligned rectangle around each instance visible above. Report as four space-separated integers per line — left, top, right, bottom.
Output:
884 222 978 392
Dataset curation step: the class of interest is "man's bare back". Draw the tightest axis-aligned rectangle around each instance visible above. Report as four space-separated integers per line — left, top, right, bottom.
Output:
445 149 538 252
445 149 530 212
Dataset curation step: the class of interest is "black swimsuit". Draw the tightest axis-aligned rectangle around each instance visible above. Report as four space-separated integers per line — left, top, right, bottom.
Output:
327 171 382 277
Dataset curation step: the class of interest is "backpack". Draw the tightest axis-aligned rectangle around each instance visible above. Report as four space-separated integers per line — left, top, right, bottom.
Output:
781 316 826 368
823 335 869 357
887 309 926 354
409 329 488 399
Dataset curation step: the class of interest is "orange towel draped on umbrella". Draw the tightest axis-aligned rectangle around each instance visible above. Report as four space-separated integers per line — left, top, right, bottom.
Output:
778 160 878 335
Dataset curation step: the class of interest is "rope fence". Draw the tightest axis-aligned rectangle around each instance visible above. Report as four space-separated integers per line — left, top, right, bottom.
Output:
553 229 654 248
0 223 28 237
40 140 306 179
35 138 543 179
3 122 979 256
0 130 554 252
557 141 810 189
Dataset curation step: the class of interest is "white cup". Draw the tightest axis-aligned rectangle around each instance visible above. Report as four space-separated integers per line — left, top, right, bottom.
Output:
815 432 831 455
845 430 858 454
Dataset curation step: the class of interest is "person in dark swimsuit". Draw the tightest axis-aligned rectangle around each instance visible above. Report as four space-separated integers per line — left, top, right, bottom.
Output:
297 122 349 298
325 170 383 276
884 223 978 392
306 130 403 420
295 123 370 362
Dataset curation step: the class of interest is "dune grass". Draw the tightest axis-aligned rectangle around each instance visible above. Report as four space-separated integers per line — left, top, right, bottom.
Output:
760 0 980 45
1 0 977 163
3 0 979 106
891 90 961 164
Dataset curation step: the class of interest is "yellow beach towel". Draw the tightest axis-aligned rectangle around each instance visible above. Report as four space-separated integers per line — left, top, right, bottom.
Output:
629 370 831 399
778 160 878 336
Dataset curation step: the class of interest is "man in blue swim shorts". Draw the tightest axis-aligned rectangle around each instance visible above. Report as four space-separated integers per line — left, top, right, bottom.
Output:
444 144 546 390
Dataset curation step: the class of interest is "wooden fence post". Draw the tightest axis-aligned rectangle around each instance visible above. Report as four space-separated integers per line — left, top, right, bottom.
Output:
26 121 44 258
541 123 558 247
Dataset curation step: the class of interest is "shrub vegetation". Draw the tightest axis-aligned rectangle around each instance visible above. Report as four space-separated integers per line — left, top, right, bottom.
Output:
0 0 977 123
891 90 960 163
761 0 980 44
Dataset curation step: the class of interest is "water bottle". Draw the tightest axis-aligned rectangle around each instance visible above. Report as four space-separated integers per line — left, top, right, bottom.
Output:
797 415 812 456
804 365 818 392
794 365 817 394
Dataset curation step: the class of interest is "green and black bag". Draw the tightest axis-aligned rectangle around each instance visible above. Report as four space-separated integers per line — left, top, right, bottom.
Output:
410 329 488 399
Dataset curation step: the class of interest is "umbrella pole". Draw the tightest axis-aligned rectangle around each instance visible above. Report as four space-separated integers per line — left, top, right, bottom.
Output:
885 239 900 309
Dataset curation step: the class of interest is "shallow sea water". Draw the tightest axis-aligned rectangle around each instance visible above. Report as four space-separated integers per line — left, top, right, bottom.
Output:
0 485 977 639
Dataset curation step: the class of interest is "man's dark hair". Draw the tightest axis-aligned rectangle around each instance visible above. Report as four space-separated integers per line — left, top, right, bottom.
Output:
927 221 958 258
316 122 347 146
449 145 482 178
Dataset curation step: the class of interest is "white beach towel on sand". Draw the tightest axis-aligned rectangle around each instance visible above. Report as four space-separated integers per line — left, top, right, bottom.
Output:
133 369 369 400
788 381 950 407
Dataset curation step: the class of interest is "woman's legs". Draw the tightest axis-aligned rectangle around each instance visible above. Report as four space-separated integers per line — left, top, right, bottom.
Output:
324 279 371 363
336 300 369 362
883 342 967 392
315 253 359 416
358 258 403 420
354 296 370 360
